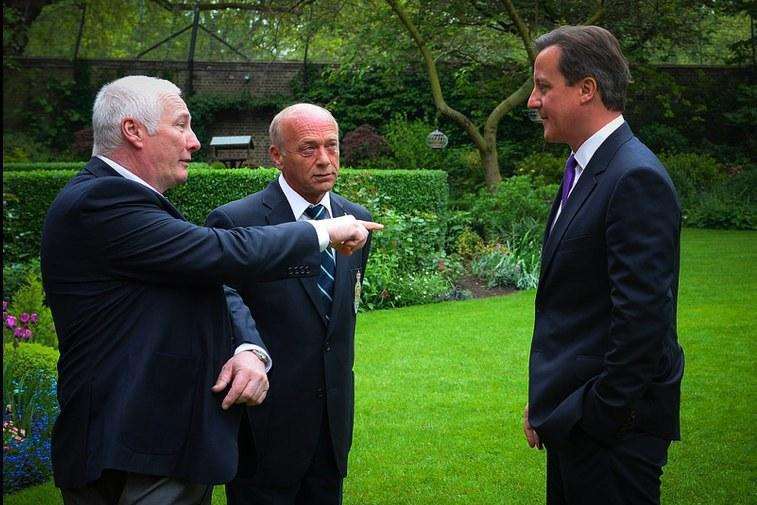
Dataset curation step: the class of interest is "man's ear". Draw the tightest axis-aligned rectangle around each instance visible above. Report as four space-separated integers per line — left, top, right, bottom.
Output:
579 77 598 104
121 118 144 148
269 145 284 169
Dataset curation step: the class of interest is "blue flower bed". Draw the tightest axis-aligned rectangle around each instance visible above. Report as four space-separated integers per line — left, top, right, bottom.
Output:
3 375 58 494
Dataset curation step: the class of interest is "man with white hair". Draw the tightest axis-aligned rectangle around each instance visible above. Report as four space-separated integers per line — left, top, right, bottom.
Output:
207 103 372 505
41 77 380 504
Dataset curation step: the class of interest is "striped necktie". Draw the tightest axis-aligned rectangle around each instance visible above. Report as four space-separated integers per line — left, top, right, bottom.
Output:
304 204 336 319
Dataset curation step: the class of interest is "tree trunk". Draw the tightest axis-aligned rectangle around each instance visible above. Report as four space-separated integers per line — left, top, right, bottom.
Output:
480 143 501 190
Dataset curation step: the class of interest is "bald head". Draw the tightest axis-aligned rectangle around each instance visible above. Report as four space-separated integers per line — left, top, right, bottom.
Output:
269 103 339 151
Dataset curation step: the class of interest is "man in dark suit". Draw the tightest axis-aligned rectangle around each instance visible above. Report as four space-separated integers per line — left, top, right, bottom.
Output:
206 104 372 505
41 77 379 504
522 26 684 504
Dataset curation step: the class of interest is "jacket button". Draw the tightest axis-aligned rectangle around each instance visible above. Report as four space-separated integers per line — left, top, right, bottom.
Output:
316 387 325 399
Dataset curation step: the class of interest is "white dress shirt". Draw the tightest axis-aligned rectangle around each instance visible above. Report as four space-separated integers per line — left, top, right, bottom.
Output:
96 155 271 368
551 115 625 228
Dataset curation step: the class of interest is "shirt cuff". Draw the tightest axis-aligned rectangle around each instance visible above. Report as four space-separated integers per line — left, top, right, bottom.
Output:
234 344 272 372
306 220 330 252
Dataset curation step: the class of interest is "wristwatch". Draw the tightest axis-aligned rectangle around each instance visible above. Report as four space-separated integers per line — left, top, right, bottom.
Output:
250 348 270 367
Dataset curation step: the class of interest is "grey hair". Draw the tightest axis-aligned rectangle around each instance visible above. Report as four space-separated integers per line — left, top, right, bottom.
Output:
534 25 631 112
91 75 182 156
269 103 339 152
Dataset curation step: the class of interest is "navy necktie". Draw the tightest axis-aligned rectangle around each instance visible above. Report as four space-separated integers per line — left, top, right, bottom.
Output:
561 154 578 208
304 204 336 319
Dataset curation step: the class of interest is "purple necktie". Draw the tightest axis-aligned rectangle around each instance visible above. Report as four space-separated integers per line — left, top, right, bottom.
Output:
561 154 577 207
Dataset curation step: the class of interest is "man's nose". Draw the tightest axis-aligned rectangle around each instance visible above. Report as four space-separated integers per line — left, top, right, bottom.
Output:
315 146 331 165
187 129 201 153
527 89 540 109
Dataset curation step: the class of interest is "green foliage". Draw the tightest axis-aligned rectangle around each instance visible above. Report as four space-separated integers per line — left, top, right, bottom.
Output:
471 244 539 290
3 261 40 302
636 123 691 155
2 168 448 264
468 176 557 244
683 165 756 230
5 270 57 350
514 152 565 186
454 228 485 260
2 162 88 172
2 343 58 387
661 152 725 204
2 134 67 164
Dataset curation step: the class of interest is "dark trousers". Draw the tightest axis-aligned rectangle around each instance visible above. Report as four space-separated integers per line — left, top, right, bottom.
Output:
546 428 671 505
59 470 212 505
226 410 343 505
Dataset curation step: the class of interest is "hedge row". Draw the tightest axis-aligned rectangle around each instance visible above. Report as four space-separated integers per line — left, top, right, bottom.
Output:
3 168 448 263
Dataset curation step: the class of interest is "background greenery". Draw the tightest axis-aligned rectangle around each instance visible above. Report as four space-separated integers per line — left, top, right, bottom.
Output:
5 228 755 503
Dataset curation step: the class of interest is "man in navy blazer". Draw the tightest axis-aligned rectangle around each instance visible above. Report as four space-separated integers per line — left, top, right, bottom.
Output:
41 77 379 504
523 27 684 504
206 104 372 505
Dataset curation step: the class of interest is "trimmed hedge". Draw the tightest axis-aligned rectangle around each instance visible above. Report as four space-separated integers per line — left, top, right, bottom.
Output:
3 168 447 262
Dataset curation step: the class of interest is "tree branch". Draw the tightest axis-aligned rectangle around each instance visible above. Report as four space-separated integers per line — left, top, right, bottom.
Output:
500 0 535 64
152 1 309 14
484 76 532 143
385 0 487 152
584 0 605 25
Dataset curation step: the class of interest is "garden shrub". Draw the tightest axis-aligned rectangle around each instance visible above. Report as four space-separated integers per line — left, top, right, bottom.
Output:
469 176 557 244
514 152 565 186
340 124 392 167
455 227 485 260
3 260 40 302
683 165 756 230
661 152 725 203
3 343 59 494
637 123 690 154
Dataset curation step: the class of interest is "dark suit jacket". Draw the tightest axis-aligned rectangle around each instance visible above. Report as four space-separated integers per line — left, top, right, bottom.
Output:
528 123 684 448
41 158 321 488
206 181 371 486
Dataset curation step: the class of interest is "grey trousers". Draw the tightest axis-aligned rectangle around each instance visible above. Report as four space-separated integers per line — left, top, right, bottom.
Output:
60 470 213 505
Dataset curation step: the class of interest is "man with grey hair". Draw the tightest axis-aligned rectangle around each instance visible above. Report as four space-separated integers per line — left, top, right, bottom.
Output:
207 103 371 505
523 26 683 504
42 77 380 504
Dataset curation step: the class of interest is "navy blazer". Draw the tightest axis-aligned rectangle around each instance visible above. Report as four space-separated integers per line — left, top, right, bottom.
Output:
41 158 320 488
528 123 684 447
206 181 372 487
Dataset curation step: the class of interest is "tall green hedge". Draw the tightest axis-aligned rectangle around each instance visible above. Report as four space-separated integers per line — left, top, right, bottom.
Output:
3 168 447 263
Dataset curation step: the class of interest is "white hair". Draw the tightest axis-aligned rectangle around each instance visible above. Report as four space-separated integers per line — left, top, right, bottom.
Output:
269 103 339 151
91 75 182 156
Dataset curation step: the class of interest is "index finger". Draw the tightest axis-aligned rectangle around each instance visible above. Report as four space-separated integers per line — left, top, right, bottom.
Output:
358 220 384 231
222 375 247 410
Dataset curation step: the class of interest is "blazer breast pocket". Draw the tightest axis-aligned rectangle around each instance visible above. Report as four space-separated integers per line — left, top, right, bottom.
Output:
558 235 598 254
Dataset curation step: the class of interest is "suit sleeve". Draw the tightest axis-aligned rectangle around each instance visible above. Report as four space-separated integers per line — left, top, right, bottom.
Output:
205 206 266 351
77 178 320 288
580 166 680 441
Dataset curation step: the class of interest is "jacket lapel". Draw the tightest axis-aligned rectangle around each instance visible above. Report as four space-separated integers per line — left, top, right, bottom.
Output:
538 123 634 286
263 182 328 327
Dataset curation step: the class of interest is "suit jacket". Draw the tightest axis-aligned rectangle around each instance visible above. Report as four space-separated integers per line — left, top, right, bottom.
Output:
528 123 684 448
41 158 321 488
206 181 371 486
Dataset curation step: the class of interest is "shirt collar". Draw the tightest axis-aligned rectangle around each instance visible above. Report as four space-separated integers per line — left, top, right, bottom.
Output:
96 155 162 195
572 114 625 171
278 173 332 220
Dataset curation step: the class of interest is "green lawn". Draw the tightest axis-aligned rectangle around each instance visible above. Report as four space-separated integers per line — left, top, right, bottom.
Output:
5 229 756 504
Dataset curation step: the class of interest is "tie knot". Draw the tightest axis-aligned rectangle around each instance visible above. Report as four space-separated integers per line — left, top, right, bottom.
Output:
305 204 330 220
565 153 577 174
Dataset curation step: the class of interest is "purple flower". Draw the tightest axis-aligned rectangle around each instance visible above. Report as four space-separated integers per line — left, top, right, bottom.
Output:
13 327 24 338
5 315 17 328
2 301 7 312
30 313 38 324
19 313 30 324
22 328 33 341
